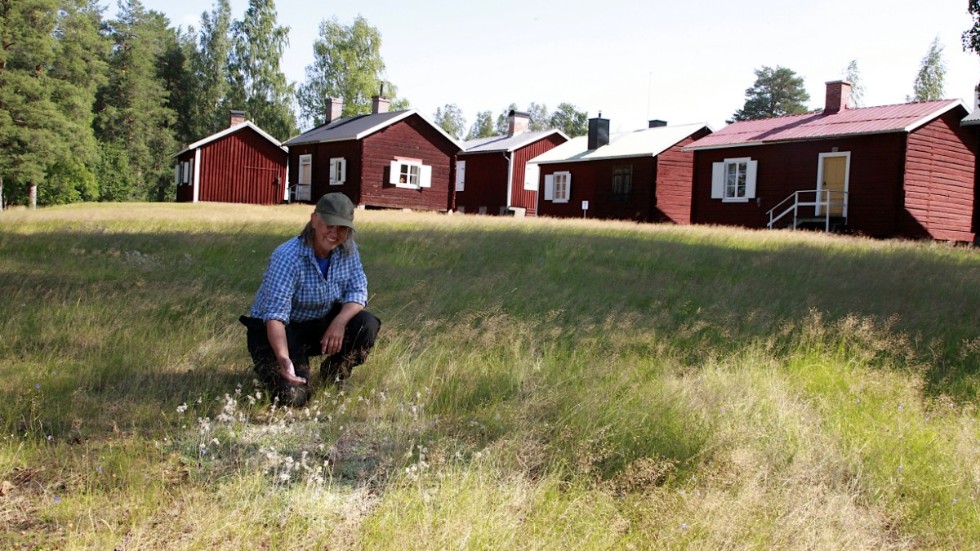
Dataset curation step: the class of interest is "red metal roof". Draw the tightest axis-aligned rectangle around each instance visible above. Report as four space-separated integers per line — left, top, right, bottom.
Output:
688 100 965 149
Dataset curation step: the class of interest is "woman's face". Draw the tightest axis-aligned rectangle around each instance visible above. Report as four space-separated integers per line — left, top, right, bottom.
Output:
310 213 350 258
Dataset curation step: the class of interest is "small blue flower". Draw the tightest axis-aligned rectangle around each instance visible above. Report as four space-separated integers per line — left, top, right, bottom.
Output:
53 496 61 503
35 384 41 390
46 435 52 441
97 466 103 474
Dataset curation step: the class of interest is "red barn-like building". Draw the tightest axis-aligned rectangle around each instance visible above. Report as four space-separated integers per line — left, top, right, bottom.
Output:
687 81 977 242
174 111 289 205
284 96 461 211
456 111 567 215
528 118 712 222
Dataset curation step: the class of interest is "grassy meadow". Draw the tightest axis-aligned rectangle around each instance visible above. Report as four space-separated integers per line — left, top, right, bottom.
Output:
0 202 978 549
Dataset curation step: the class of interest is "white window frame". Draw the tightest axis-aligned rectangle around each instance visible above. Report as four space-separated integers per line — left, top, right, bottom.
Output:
181 161 191 184
329 157 346 186
455 160 466 192
389 159 432 189
552 171 571 203
711 157 757 203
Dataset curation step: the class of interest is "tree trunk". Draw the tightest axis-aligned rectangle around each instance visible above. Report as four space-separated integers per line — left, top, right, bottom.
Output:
0 175 4 212
30 184 37 209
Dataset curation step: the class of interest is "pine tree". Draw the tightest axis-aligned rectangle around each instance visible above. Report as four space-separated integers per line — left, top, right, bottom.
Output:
0 0 107 206
95 0 179 201
729 66 810 122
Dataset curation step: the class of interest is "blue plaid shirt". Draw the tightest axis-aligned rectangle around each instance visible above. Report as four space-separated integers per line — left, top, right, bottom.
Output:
249 236 369 324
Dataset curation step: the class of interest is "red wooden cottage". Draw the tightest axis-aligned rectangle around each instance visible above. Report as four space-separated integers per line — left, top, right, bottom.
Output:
686 81 977 242
174 111 289 204
283 96 461 212
456 111 567 215
527 117 712 222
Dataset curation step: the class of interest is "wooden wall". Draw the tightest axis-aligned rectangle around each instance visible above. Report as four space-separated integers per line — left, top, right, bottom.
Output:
509 134 568 215
360 115 459 212
902 109 976 242
455 152 508 214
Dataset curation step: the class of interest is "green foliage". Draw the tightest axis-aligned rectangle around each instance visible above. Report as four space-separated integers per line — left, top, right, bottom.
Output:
95 140 136 201
0 0 106 204
297 16 403 127
526 102 549 131
550 102 589 137
39 157 99 205
729 65 811 122
432 103 466 140
188 0 234 139
95 0 180 201
467 110 496 139
229 0 298 140
909 37 946 102
494 103 519 135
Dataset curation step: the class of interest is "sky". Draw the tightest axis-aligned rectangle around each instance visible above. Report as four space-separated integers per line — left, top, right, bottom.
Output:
109 0 980 133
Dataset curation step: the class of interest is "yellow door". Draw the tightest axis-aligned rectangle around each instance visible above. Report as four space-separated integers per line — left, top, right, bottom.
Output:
820 156 847 216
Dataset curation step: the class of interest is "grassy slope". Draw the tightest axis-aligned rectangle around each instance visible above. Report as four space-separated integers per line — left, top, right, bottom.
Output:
0 203 977 549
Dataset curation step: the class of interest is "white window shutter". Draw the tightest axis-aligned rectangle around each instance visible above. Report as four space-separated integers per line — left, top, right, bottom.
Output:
524 163 539 191
565 172 572 199
420 164 433 188
544 174 555 201
174 164 180 187
329 158 338 185
389 160 400 184
711 162 724 199
339 158 346 184
745 160 758 198
455 160 466 192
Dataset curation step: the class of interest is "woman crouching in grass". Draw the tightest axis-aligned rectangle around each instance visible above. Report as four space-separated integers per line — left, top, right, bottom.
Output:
240 193 381 407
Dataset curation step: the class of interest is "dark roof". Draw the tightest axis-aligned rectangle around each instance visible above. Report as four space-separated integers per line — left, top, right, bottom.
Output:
460 129 568 154
284 109 462 149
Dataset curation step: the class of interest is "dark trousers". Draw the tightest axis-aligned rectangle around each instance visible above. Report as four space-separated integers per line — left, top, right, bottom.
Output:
240 304 381 406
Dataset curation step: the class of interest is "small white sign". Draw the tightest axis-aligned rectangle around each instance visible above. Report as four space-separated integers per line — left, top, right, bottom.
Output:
582 200 589 210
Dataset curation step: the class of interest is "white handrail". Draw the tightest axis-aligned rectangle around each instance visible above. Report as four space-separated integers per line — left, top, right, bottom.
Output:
766 189 847 230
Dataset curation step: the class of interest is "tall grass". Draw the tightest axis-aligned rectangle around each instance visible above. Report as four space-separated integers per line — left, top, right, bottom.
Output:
1 203 977 549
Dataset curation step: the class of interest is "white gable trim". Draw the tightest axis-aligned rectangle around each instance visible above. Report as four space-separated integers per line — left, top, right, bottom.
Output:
174 120 286 158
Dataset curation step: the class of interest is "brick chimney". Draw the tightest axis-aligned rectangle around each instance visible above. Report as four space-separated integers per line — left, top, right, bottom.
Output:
508 110 530 136
229 110 246 127
325 98 343 123
823 80 852 115
587 112 610 150
372 95 390 114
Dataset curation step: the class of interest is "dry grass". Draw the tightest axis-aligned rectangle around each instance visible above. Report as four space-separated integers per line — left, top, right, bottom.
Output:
1 202 978 549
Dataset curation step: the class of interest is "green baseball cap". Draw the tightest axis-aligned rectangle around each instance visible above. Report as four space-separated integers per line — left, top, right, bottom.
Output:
315 193 355 230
